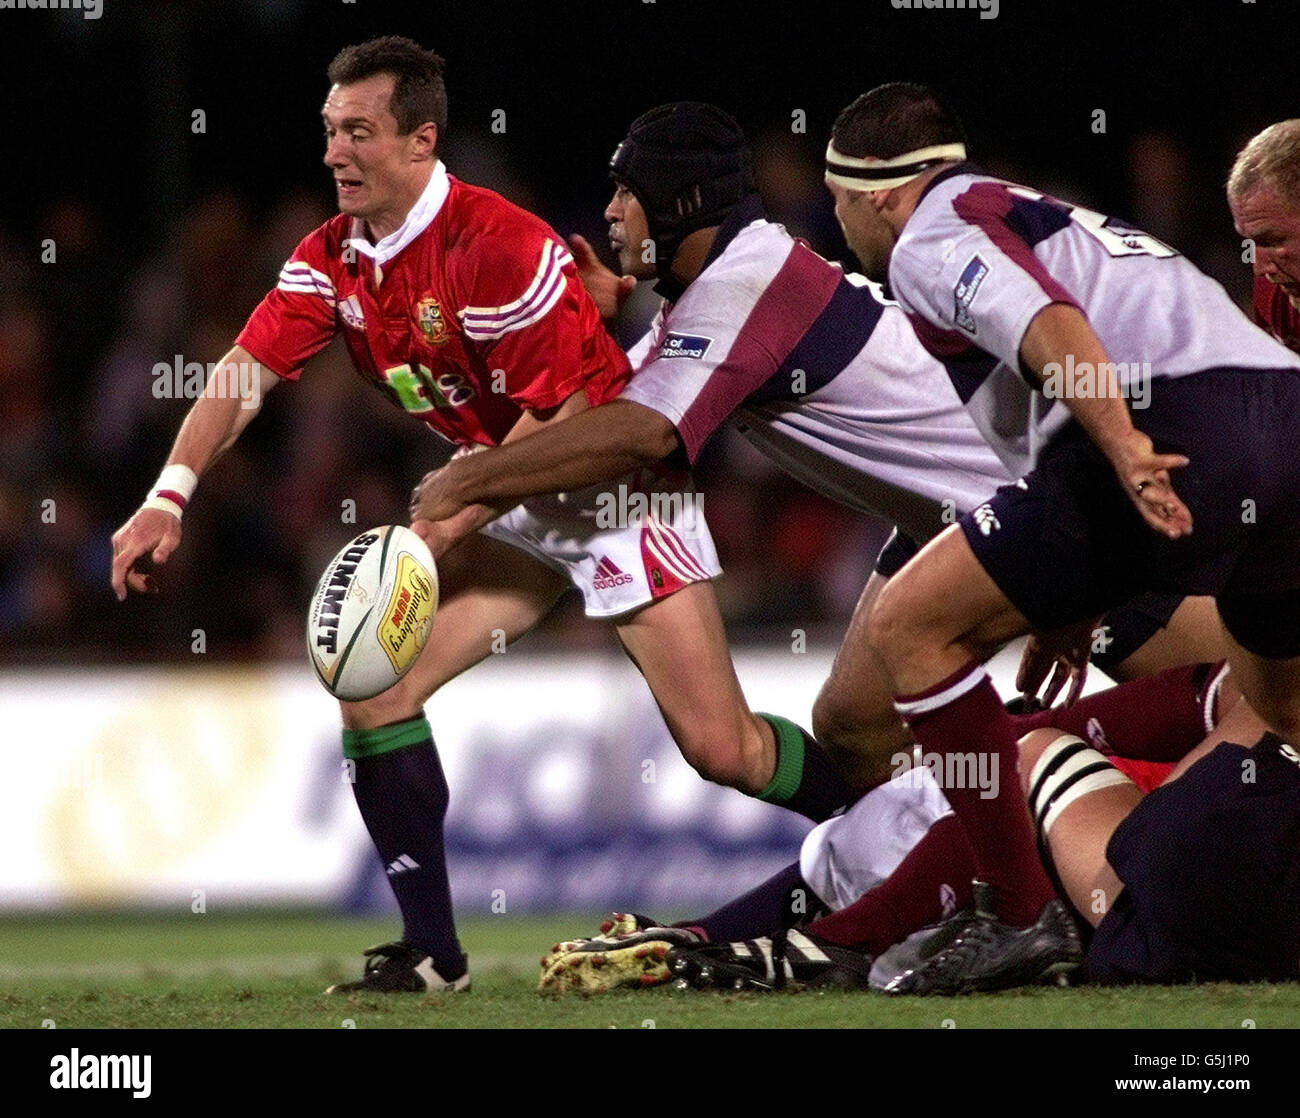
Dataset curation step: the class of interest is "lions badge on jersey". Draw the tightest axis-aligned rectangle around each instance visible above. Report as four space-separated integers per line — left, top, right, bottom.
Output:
415 296 450 345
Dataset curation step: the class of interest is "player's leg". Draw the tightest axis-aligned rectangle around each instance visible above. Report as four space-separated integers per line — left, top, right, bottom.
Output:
328 533 567 993
1216 591 1300 743
1015 728 1142 929
810 571 912 792
1103 595 1227 681
613 579 850 820
865 523 1059 929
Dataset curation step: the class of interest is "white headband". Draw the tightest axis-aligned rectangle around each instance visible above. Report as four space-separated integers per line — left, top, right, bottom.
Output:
824 141 967 192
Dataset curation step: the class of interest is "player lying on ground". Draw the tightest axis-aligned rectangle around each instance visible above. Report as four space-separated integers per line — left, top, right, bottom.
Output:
410 101 1227 794
810 82 1300 993
108 39 855 997
543 659 1300 993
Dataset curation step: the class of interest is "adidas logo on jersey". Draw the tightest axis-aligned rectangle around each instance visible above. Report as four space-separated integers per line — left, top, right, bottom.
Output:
592 556 634 591
339 295 366 331
972 503 1001 536
386 854 420 876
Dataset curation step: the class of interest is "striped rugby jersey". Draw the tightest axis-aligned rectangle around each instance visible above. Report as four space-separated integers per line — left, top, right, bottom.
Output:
889 165 1300 476
619 198 1012 547
237 160 629 447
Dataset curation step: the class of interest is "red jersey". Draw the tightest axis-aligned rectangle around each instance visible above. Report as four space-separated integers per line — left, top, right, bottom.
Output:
237 162 630 446
1252 274 1300 354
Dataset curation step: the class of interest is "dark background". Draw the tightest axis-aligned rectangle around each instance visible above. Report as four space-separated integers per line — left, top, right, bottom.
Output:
0 0 1294 662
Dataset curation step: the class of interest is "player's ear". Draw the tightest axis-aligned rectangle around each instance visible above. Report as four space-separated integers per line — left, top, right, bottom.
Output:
410 120 438 160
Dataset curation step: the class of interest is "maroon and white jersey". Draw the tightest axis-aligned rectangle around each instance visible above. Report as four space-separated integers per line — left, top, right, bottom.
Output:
237 161 630 448
619 199 1011 546
889 166 1300 475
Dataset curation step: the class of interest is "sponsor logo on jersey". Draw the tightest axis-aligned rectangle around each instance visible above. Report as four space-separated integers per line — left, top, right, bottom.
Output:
658 333 713 360
339 295 366 331
415 296 451 345
377 553 436 672
953 255 989 334
592 556 634 591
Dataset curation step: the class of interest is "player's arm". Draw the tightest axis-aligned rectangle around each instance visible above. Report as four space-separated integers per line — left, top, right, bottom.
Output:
411 396 677 543
110 346 278 600
1017 304 1191 539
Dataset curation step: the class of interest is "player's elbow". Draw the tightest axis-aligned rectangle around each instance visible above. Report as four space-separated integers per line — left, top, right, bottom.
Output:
622 403 681 465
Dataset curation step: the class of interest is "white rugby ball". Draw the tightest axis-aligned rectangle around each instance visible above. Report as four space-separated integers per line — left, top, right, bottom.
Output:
306 525 439 701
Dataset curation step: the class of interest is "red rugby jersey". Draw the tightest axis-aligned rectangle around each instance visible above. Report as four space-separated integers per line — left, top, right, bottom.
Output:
237 162 630 446
1252 274 1300 354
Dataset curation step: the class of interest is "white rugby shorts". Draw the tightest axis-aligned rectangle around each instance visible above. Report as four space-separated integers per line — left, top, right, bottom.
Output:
480 472 721 618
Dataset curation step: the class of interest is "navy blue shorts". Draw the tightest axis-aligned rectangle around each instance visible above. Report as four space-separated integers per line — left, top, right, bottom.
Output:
958 369 1300 658
875 529 1181 670
1085 735 1300 984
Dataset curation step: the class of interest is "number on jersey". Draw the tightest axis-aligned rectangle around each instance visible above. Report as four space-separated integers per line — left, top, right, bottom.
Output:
1008 187 1177 258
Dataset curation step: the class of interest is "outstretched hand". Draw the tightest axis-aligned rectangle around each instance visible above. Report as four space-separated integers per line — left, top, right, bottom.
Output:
1016 616 1102 710
1108 429 1192 539
568 234 636 320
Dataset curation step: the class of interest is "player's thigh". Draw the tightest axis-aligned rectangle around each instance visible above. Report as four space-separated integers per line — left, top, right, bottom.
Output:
340 532 567 729
868 525 1030 678
1017 727 1143 929
812 571 912 784
1106 596 1227 681
1219 643 1300 743
614 579 767 784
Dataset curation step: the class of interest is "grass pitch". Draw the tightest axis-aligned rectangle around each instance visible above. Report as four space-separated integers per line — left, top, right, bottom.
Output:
0 910 1294 1029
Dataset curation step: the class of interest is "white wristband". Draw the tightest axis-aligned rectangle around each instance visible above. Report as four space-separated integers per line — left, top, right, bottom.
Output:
143 464 198 521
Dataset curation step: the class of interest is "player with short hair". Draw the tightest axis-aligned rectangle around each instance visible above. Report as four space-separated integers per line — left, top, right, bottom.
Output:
109 39 853 996
819 82 1300 992
1227 119 1300 352
412 103 1227 790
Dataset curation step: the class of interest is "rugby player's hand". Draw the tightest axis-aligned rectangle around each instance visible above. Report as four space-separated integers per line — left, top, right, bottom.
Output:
1108 429 1191 539
1016 616 1101 709
110 507 182 600
409 506 483 560
409 464 465 527
568 234 636 320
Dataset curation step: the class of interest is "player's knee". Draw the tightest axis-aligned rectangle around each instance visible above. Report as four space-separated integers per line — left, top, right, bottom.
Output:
1016 727 1068 794
864 581 923 674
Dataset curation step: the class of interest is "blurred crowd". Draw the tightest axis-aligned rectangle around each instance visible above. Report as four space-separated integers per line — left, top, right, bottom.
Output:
0 128 1252 664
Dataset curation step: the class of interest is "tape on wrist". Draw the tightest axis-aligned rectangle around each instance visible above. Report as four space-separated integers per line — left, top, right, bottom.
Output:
143 464 198 521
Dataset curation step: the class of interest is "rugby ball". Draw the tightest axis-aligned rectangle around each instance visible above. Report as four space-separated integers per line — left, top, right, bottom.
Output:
306 525 439 701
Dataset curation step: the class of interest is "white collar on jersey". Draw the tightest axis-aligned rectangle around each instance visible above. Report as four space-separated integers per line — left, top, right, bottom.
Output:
345 158 450 269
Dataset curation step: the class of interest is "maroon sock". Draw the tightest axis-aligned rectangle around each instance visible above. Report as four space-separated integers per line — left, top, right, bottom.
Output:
807 815 975 953
1011 662 1220 762
896 664 1055 927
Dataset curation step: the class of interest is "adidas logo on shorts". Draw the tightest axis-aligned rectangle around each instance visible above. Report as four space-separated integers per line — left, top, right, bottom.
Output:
592 556 634 591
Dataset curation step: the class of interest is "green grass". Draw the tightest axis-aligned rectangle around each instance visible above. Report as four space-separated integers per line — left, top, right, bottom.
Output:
0 911 1294 1029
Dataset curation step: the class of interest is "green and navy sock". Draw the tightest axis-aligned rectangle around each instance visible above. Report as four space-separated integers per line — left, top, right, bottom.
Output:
755 713 851 822
342 716 466 981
